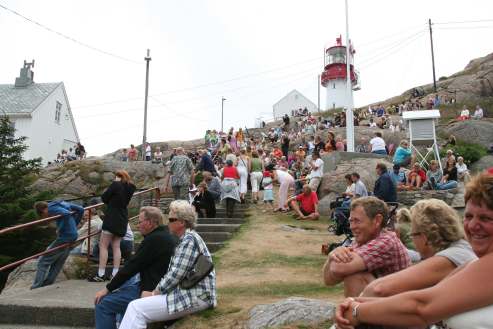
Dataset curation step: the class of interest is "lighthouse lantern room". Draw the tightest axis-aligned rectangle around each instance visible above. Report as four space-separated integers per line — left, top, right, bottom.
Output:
321 36 360 110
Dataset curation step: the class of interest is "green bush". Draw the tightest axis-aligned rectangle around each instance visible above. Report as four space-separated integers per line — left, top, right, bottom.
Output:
440 141 488 165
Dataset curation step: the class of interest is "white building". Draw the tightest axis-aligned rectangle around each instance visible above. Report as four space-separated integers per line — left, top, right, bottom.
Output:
0 61 80 165
272 89 318 120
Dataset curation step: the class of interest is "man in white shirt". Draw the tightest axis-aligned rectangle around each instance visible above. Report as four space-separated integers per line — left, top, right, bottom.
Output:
308 152 324 193
369 132 387 155
145 143 152 161
473 105 483 120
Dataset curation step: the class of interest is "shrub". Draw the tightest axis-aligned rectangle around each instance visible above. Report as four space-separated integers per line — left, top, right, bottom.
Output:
440 141 488 165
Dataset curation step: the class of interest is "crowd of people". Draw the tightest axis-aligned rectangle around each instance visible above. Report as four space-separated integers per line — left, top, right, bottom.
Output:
51 142 86 165
26 103 492 328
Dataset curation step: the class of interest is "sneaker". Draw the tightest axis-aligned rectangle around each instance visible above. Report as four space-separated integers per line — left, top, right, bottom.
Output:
88 275 107 282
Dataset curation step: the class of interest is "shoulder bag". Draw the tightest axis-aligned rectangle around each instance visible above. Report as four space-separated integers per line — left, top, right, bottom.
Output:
180 232 214 289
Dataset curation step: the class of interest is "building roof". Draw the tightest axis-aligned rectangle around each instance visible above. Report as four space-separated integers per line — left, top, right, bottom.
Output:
273 89 317 108
402 109 441 120
0 82 61 114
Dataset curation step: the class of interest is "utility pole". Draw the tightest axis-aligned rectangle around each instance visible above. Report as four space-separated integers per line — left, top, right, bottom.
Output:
344 0 354 152
428 19 437 93
317 74 321 112
221 97 226 132
142 49 151 160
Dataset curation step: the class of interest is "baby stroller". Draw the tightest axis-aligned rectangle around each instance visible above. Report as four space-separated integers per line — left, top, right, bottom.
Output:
322 198 399 255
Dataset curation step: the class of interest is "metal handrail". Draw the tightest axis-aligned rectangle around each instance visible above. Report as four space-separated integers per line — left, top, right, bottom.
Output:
0 187 160 272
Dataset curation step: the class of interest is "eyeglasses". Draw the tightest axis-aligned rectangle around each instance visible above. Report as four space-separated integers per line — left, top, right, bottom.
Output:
168 217 179 223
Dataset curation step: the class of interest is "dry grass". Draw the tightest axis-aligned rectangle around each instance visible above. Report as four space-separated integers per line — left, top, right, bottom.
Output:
174 203 345 329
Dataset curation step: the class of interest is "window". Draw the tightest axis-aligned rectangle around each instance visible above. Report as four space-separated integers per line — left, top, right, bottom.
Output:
55 101 62 124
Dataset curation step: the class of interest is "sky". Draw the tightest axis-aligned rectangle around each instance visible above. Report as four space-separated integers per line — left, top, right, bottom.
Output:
1 0 492 156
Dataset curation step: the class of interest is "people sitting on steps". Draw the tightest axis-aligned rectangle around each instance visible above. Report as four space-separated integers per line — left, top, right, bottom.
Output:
192 182 216 218
285 184 320 220
117 201 216 329
94 206 177 329
31 200 84 289
323 196 410 297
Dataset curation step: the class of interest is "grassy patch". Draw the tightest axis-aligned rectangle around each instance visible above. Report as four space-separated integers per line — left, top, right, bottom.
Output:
219 282 342 298
227 252 326 269
197 306 243 319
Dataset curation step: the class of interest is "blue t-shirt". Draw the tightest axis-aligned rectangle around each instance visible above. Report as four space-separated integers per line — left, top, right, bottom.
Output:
393 146 412 164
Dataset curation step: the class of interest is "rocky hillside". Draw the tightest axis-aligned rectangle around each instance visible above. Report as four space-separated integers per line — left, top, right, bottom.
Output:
370 52 493 111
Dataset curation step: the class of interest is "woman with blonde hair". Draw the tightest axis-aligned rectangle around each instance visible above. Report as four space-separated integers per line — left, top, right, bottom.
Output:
335 174 493 328
89 170 136 282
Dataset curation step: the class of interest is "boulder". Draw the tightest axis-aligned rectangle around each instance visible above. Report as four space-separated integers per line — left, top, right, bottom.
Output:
247 297 335 329
397 188 458 207
437 120 493 149
31 159 167 198
470 155 493 173
319 153 393 199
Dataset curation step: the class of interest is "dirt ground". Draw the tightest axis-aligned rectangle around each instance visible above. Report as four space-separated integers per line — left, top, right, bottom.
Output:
175 201 345 329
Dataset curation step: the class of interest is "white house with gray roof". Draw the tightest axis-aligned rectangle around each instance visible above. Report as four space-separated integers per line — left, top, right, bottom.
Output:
0 61 79 164
272 89 318 120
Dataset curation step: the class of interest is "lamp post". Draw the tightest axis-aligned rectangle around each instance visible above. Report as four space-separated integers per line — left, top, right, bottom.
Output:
142 49 151 160
221 97 226 132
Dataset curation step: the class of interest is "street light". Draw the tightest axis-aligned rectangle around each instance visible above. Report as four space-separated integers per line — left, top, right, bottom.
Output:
221 97 226 132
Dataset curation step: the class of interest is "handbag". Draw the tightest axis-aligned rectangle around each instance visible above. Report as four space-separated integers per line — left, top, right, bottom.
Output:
180 233 214 289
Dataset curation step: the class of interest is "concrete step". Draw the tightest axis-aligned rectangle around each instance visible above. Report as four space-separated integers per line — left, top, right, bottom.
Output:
197 217 246 225
0 280 103 327
197 232 232 243
195 223 241 233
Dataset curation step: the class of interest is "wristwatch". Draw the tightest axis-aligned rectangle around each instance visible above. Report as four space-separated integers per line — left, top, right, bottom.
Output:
352 302 360 320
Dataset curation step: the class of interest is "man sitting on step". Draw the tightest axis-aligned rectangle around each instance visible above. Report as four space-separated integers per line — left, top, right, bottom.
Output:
323 197 410 297
94 206 177 329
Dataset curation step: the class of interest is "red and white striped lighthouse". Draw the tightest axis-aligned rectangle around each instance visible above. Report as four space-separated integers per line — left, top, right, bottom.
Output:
321 36 360 110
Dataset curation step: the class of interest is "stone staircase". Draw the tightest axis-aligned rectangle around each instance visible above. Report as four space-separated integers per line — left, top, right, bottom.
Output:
141 194 250 253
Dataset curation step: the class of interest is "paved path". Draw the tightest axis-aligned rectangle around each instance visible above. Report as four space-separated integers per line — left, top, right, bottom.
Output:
0 280 105 327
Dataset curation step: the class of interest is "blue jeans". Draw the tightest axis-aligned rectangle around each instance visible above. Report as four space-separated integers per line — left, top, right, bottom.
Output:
436 180 458 190
31 239 72 289
95 275 140 329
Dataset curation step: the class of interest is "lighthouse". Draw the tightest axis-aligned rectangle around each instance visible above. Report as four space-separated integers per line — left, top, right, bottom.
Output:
320 36 360 110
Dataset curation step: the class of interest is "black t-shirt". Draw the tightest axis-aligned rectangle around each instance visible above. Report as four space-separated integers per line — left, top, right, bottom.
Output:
443 166 458 181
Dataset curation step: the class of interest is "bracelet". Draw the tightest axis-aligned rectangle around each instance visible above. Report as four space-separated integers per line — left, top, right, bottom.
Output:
352 302 360 320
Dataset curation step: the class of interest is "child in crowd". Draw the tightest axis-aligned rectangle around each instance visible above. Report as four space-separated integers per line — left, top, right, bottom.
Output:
262 169 274 211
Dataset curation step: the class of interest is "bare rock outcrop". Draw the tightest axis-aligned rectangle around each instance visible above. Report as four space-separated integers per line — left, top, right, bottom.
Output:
247 297 334 329
437 120 493 148
31 159 166 199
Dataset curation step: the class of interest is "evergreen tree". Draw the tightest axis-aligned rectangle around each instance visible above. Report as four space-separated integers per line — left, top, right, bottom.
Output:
0 115 42 227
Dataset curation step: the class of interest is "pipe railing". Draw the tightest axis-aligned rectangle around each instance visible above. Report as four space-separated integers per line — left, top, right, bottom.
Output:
0 187 161 272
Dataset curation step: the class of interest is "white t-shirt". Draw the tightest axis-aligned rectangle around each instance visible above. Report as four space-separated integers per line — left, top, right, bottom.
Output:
370 137 386 152
310 158 324 178
456 163 468 175
435 239 477 267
